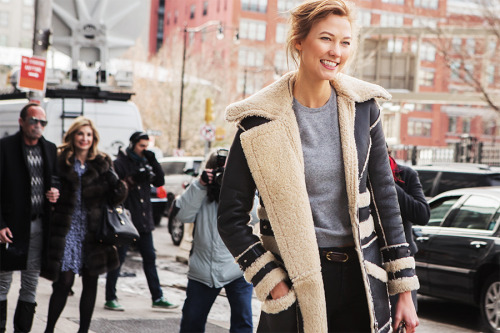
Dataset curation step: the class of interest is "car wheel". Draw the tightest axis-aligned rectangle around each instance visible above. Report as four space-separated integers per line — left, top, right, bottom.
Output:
480 273 500 332
169 216 184 246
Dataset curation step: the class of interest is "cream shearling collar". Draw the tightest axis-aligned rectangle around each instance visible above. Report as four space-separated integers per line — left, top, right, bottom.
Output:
225 71 391 123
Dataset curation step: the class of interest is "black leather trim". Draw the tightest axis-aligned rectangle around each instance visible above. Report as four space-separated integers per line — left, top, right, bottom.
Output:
251 261 280 286
381 246 411 262
260 219 274 236
359 206 370 222
237 243 267 270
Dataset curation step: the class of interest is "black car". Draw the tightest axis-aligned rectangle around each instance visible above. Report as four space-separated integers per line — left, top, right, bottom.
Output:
412 163 500 198
413 187 500 332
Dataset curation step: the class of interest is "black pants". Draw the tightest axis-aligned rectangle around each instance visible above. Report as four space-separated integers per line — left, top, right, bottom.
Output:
321 246 371 333
258 247 371 333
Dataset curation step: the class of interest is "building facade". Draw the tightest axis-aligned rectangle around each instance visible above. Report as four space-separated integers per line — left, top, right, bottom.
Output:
154 0 500 151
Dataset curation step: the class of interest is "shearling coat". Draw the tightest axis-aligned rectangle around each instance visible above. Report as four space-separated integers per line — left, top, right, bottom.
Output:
40 151 127 281
0 132 57 271
218 72 420 333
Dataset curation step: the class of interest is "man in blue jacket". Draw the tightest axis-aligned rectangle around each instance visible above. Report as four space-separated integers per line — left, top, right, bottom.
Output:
176 149 255 333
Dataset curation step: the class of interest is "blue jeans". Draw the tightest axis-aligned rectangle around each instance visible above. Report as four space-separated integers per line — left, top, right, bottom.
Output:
105 232 162 302
180 277 253 333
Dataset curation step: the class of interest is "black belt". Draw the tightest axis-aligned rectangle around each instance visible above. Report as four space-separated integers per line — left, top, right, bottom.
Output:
319 247 356 263
31 213 43 220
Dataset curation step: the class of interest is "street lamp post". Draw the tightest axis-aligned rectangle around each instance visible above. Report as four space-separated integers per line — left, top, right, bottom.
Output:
177 21 223 150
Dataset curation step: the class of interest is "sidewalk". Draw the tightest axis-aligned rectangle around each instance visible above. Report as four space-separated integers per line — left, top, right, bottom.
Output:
5 219 252 333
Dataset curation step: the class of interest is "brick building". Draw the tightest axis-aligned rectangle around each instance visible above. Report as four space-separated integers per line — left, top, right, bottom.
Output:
151 0 500 150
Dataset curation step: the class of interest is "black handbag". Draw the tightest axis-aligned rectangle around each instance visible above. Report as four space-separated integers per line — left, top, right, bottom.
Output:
98 204 140 246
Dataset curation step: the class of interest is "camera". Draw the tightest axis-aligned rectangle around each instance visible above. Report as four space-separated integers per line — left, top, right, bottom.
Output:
212 148 228 186
134 162 155 183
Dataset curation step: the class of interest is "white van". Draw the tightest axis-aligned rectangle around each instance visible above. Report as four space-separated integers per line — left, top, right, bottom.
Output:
158 156 205 197
0 92 143 158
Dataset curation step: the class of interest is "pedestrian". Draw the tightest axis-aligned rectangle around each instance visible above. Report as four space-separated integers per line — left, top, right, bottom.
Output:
387 148 430 320
42 116 128 333
104 131 177 311
217 1 420 332
176 150 254 333
0 103 59 333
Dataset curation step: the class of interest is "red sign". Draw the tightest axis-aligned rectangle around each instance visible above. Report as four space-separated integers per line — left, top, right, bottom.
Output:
18 56 47 91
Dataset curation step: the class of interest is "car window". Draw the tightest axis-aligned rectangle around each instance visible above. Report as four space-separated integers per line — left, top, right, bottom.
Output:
486 174 500 186
416 170 438 197
447 195 500 230
437 172 488 194
161 162 186 175
428 196 461 226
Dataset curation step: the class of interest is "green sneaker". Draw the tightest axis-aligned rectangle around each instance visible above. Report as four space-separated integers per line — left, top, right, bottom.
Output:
104 299 124 311
152 297 178 309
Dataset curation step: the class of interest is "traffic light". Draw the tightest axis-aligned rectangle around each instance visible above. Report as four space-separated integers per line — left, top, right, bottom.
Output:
205 98 214 123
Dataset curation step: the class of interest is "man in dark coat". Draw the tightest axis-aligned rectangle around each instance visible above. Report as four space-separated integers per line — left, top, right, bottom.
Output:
0 103 59 333
388 152 430 320
104 131 177 311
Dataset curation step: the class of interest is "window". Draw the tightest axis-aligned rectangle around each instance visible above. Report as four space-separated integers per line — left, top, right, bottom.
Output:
450 60 460 80
274 50 287 73
22 14 33 30
190 5 195 19
448 116 457 133
462 118 471 133
241 0 267 13
428 196 460 226
277 0 301 12
419 68 435 86
238 71 267 95
408 118 432 137
415 103 433 112
489 39 497 54
412 17 438 28
238 48 265 67
358 10 371 27
0 0 10 3
448 196 499 230
380 13 404 27
23 0 34 5
239 19 267 41
487 65 495 85
388 39 403 53
466 38 475 55
412 42 436 61
452 37 462 51
174 10 178 24
166 12 170 25
203 1 208 16
414 0 438 9
0 35 7 46
464 63 474 82
382 0 404 4
275 23 287 44
0 12 8 27
483 120 497 136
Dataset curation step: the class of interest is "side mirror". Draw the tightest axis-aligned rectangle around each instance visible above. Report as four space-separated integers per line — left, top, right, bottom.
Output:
184 168 196 176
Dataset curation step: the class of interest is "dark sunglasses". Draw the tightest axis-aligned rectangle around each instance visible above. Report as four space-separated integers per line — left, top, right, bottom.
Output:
27 117 48 127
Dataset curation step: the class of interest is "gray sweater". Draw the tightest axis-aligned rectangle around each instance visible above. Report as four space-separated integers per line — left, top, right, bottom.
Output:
293 89 352 248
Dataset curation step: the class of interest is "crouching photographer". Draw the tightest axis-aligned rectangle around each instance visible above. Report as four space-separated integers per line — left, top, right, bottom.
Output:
175 149 254 333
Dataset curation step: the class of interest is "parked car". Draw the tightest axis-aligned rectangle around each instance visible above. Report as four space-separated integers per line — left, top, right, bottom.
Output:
413 186 500 332
413 163 500 198
158 156 204 245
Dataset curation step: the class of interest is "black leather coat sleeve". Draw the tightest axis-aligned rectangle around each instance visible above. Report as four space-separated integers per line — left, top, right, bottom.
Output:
217 117 268 258
396 166 430 226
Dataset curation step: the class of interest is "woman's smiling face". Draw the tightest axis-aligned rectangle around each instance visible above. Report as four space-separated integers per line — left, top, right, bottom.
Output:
295 14 352 82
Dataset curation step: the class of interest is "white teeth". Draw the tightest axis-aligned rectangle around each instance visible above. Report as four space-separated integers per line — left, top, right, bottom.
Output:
321 60 337 67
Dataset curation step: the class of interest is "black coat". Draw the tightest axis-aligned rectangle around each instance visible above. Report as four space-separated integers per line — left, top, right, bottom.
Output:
394 164 430 255
40 151 128 281
113 149 164 233
0 131 58 271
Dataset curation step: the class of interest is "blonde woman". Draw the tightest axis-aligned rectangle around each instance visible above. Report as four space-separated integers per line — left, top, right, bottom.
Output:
42 117 127 333
218 1 419 332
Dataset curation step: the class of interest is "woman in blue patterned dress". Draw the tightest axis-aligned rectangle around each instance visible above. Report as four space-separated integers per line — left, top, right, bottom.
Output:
42 117 127 333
